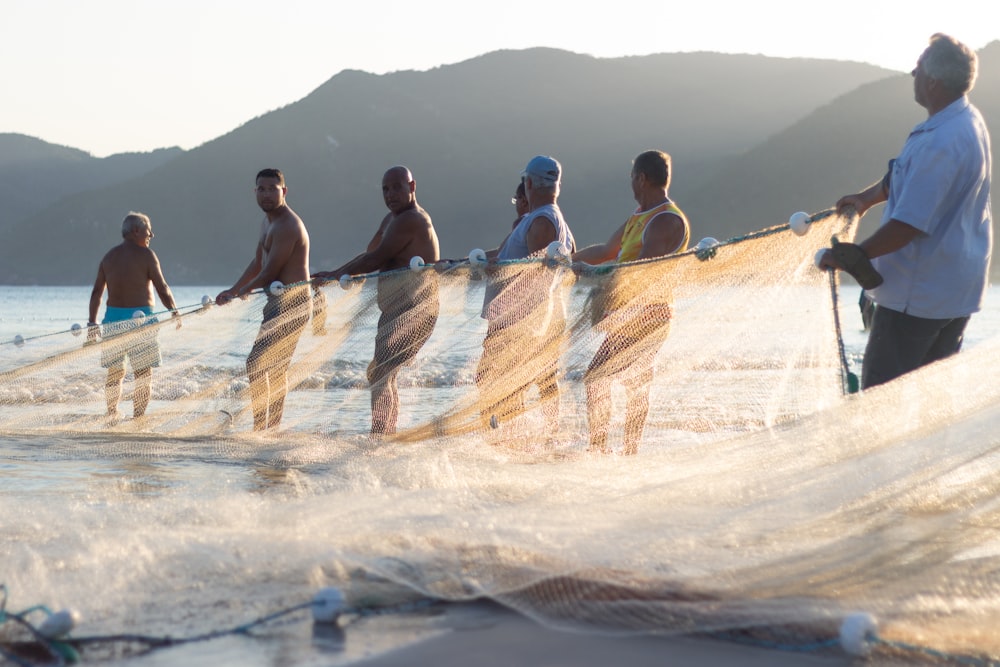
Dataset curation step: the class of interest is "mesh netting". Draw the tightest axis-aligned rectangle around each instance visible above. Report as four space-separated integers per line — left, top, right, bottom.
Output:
0 210 854 444
5 210 1000 663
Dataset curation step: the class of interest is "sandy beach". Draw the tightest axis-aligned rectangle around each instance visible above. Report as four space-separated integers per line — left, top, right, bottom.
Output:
357 602 852 667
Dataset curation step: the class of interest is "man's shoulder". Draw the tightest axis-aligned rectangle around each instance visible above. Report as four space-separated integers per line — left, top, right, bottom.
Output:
401 204 433 224
390 205 434 231
272 207 308 235
104 242 153 261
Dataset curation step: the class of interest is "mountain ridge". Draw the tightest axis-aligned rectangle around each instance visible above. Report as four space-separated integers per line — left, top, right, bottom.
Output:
4 45 995 284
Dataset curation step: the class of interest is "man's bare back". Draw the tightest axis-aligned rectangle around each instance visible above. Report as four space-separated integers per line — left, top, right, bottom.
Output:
101 244 165 308
89 213 177 324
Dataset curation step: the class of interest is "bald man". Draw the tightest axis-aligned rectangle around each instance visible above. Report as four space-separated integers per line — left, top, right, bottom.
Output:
313 166 440 436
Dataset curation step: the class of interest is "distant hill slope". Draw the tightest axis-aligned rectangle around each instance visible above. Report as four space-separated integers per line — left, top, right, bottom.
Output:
0 48 897 284
0 133 183 233
684 40 1000 254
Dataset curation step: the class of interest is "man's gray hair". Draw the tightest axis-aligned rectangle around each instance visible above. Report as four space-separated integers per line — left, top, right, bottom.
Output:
922 33 978 95
121 211 151 237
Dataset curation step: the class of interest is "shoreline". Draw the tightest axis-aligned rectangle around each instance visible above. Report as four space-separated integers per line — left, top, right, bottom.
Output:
352 602 852 667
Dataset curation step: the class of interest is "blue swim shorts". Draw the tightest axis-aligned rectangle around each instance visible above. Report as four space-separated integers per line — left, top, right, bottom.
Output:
100 306 162 370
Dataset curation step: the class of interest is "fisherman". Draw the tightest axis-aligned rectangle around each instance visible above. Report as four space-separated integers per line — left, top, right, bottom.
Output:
573 150 690 454
476 156 576 433
216 168 311 431
88 211 180 422
312 166 440 436
818 34 992 389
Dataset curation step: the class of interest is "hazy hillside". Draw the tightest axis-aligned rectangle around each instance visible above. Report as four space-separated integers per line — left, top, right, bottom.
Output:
684 40 1000 254
0 134 183 234
0 48 897 284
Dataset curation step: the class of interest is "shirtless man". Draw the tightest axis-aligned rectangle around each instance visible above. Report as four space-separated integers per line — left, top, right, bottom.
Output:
88 211 180 421
217 168 311 431
313 166 440 436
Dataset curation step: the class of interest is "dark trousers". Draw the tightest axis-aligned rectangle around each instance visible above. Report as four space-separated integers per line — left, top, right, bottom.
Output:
862 306 969 390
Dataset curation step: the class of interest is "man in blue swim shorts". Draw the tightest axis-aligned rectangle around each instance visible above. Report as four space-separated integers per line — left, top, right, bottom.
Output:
88 212 180 421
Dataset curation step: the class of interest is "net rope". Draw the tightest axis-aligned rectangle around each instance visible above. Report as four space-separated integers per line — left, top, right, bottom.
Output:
5 210 1000 663
0 209 855 442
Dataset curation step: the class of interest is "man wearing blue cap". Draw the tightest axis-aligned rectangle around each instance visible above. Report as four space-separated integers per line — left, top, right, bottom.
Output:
475 156 576 435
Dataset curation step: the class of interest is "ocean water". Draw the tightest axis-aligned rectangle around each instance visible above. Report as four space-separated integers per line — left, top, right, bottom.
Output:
2 282 1000 665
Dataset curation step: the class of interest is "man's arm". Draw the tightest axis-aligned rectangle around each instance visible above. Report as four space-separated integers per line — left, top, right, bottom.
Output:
88 262 107 334
858 219 923 259
637 212 686 260
572 223 626 264
148 251 181 326
837 179 888 219
323 216 417 277
818 219 922 273
216 247 263 305
237 222 303 297
313 222 387 279
524 216 558 255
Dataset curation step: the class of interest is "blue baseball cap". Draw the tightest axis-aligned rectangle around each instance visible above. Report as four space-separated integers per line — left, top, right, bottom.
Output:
522 155 561 187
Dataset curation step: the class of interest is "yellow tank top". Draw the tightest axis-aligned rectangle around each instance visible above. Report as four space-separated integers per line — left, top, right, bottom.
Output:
616 200 690 263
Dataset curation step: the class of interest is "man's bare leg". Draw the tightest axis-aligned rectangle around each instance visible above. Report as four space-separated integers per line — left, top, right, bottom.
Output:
370 372 399 436
266 370 291 430
622 368 654 456
133 368 152 418
106 366 125 418
585 377 612 454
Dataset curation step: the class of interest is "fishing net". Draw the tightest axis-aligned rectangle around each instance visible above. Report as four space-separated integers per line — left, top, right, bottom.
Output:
6 208 1000 664
0 209 854 444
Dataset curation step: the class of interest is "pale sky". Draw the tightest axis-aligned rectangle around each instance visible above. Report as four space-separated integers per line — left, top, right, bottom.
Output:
3 0 998 157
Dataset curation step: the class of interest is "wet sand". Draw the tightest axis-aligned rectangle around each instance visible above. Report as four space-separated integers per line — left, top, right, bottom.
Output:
357 602 851 667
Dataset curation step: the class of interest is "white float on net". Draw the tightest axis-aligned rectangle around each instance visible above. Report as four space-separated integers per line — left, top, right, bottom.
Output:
38 609 80 639
789 211 812 236
269 280 285 296
839 612 878 657
70 323 83 337
409 256 425 270
468 248 488 265
312 587 345 623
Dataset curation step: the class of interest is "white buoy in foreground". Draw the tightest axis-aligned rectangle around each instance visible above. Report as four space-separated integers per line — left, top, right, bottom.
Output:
339 274 353 291
409 256 425 270
269 280 285 296
695 237 719 251
814 248 828 269
839 612 878 657
312 587 345 623
789 211 811 236
13 334 25 348
201 294 212 308
38 609 79 639
132 310 146 320
70 323 83 337
469 248 488 265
